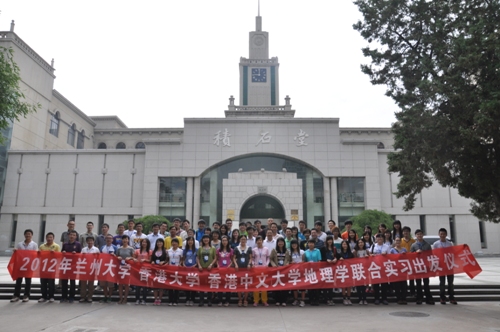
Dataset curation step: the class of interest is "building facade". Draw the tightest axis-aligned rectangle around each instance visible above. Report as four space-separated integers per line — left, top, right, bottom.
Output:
0 16 497 254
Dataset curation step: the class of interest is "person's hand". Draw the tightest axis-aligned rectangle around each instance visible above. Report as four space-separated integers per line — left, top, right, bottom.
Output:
340 257 344 260
198 266 203 272
416 249 422 253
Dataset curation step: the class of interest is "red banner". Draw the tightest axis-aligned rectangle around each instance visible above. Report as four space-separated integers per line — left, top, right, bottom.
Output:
8 245 481 292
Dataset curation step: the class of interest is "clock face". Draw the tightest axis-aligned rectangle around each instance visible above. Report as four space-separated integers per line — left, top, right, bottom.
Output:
251 68 267 83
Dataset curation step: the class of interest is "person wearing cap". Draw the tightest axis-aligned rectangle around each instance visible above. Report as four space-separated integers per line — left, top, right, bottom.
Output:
410 229 435 305
341 220 354 240
369 233 391 305
196 219 206 242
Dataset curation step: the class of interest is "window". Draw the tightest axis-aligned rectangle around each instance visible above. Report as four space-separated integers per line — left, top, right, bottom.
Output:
135 142 145 149
377 142 385 149
159 177 187 221
449 215 456 243
116 142 126 149
77 130 85 149
49 112 60 137
10 214 18 247
98 142 107 149
39 215 46 244
479 221 487 249
98 215 105 232
67 124 76 146
337 177 366 224
419 215 427 234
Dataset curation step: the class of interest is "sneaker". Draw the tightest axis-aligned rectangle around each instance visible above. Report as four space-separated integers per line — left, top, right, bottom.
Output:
253 302 258 307
22 297 30 302
168 302 173 306
173 303 178 306
208 302 212 307
426 300 435 305
382 300 389 305
292 300 299 306
38 298 47 303
135 300 141 305
10 297 20 303
440 298 446 305
106 298 112 303
79 298 86 303
49 298 55 303
299 301 305 307
95 286 102 291
343 299 348 305
275 302 280 306
264 302 269 307
450 299 458 305
282 303 286 307
359 300 363 305
87 299 93 303
100 297 107 303
224 302 229 307
374 300 380 305
141 300 146 305
347 299 352 305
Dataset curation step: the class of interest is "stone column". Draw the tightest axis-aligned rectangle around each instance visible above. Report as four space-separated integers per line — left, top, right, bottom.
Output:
330 177 338 222
193 177 201 222
185 177 194 222
323 177 331 222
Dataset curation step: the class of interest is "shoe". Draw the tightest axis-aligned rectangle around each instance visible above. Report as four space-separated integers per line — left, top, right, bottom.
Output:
168 302 173 306
364 300 368 305
281 303 286 307
292 300 299 306
359 300 363 305
173 303 178 306
100 297 107 303
10 297 20 303
60 299 68 303
253 302 258 307
208 302 213 307
426 300 435 305
299 301 305 307
416 300 422 305
69 298 74 303
22 297 30 302
275 302 280 306
440 298 446 305
49 298 55 303
343 299 348 305
87 299 93 303
450 299 458 305
79 298 86 303
224 302 229 307
141 300 146 305
374 300 380 305
382 300 389 305
38 298 47 303
198 302 204 307
95 286 102 291
136 300 140 305
401 300 407 305
264 302 269 307
106 298 112 303
347 299 352 305
243 301 247 307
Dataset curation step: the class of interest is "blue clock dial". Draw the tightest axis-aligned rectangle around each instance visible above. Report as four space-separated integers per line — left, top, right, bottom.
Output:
251 68 267 82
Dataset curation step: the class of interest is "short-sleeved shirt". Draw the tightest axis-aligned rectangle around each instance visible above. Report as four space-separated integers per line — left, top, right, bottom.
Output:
116 246 134 264
16 240 38 251
39 242 61 252
165 236 183 250
234 246 252 268
167 248 183 266
433 240 453 249
130 233 147 249
216 248 233 268
112 235 123 247
62 241 82 253
252 246 270 267
82 246 100 254
304 248 322 262
79 232 98 245
401 237 416 252
290 250 304 263
134 249 152 261
389 247 407 254
61 231 79 244
333 238 343 251
370 243 390 255
263 239 276 253
197 246 216 268
101 244 117 254
183 248 198 267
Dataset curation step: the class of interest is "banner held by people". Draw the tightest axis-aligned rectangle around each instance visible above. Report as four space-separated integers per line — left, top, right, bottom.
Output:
8 244 481 293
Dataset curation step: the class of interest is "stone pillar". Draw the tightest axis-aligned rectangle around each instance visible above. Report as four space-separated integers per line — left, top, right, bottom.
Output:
323 177 331 222
193 177 201 222
330 177 338 222
185 177 194 222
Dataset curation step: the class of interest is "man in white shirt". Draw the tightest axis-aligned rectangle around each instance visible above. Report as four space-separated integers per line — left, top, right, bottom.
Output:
271 222 283 240
148 223 162 247
370 234 390 305
263 229 276 252
11 229 38 302
80 237 100 302
246 226 256 248
314 221 327 242
130 222 148 249
124 219 137 238
433 228 456 305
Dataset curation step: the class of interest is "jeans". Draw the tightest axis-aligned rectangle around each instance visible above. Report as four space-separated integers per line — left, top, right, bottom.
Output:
14 278 32 298
439 275 455 300
40 278 55 299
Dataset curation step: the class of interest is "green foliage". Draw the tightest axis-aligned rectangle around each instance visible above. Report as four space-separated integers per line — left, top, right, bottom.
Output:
122 215 170 233
0 46 40 142
353 0 500 222
350 209 394 236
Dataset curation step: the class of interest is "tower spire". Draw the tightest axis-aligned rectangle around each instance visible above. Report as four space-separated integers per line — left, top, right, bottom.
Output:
258 0 260 16
256 0 262 31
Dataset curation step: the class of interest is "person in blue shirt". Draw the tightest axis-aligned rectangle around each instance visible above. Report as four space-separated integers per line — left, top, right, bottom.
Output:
195 219 206 242
304 239 322 306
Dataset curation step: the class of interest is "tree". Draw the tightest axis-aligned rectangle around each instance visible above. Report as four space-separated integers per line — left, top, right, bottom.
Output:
122 215 170 234
350 209 394 236
0 46 39 141
353 0 500 222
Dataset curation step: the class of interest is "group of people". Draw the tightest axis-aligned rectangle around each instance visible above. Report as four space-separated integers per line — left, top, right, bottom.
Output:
11 217 457 307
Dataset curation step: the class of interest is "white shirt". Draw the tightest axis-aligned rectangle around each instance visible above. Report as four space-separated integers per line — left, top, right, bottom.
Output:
433 239 453 248
371 243 390 255
263 238 276 253
16 240 38 251
101 244 116 254
273 234 283 240
317 232 327 242
124 229 137 238
167 248 183 265
148 233 162 246
246 237 256 249
82 246 100 254
290 249 304 263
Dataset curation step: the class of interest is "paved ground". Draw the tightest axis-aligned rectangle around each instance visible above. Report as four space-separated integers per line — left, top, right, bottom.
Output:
0 257 499 332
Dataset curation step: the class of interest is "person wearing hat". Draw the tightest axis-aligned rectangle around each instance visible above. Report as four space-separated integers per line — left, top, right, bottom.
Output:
410 229 435 305
196 219 206 242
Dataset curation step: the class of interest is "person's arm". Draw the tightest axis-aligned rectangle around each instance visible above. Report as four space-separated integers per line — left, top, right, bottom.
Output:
208 248 216 270
284 251 291 265
248 249 253 269
197 251 203 271
269 249 277 267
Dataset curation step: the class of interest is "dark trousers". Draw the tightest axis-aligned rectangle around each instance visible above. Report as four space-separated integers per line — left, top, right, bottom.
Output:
373 283 388 301
14 278 32 298
356 286 367 301
218 292 231 303
135 287 148 301
40 278 55 299
61 279 76 299
199 292 209 303
274 290 288 304
308 289 319 304
169 289 179 303
416 278 433 301
324 288 333 301
439 274 455 300
393 281 407 301
186 291 196 301
408 279 415 295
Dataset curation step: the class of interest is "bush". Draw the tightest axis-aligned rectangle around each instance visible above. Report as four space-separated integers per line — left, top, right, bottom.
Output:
350 210 394 236
122 215 170 233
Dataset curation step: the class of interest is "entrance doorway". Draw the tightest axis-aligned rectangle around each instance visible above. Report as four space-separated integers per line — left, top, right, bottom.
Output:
240 195 285 224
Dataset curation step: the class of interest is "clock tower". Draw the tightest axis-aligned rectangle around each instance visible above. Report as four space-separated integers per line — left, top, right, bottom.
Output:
238 14 280 107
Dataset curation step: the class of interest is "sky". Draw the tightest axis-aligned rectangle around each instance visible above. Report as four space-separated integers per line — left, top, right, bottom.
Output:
1 0 399 129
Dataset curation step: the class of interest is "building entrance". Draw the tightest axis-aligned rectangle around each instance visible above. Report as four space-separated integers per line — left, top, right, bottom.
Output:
240 195 285 224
